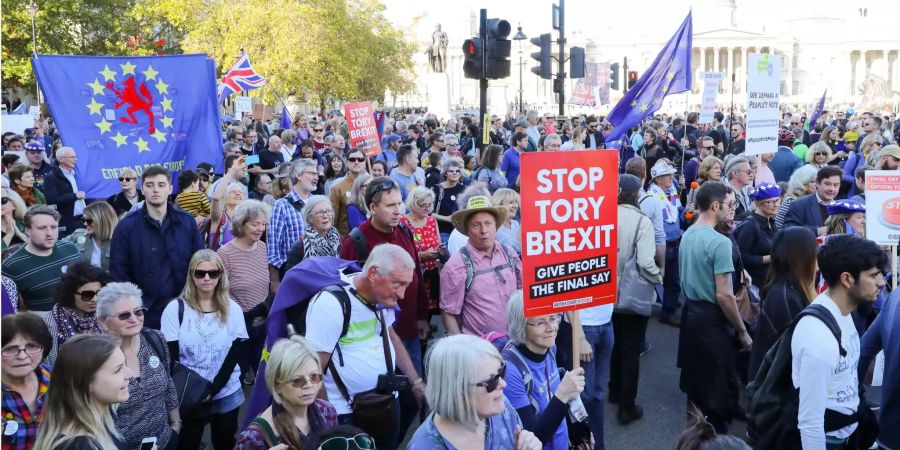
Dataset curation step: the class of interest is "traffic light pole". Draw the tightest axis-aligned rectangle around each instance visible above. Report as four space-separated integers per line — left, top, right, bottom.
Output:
556 0 565 116
479 8 488 150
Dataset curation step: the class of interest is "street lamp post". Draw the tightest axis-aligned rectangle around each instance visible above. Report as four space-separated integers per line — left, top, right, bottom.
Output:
26 0 40 105
513 24 527 114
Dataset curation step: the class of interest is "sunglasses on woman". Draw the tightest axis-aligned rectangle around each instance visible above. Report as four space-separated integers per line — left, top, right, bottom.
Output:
288 372 324 388
475 361 507 393
318 433 375 450
76 290 99 300
118 177 134 182
193 269 222 279
82 218 94 226
115 307 147 321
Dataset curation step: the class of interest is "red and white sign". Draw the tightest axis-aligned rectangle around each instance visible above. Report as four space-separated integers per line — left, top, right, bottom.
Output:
344 101 380 157
865 170 900 245
520 151 618 318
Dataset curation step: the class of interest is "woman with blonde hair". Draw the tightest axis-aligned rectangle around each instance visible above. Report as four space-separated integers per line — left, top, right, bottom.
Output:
64 201 118 269
685 156 724 212
209 160 248 250
161 250 248 450
843 133 883 197
33 334 136 450
774 165 818 229
407 334 542 450
824 199 866 238
561 126 587 151
105 167 142 216
347 173 372 230
804 141 832 170
235 336 337 449
491 188 522 255
1 186 27 249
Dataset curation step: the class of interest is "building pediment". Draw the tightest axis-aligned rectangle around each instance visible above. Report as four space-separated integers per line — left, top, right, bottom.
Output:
695 28 765 40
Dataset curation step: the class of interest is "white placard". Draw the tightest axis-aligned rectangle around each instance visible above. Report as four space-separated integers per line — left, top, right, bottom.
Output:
865 170 900 246
699 72 724 123
872 351 885 387
744 53 781 156
234 96 252 113
28 106 41 119
0 114 34 135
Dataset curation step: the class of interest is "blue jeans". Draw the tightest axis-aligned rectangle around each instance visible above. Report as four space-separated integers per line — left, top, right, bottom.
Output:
581 322 614 450
661 244 682 318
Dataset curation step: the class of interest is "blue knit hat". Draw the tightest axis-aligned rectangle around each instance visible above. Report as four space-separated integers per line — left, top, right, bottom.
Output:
827 199 865 215
749 182 780 201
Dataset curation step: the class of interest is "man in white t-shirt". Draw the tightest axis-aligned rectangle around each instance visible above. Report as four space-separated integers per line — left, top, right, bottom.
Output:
792 235 886 450
305 243 425 450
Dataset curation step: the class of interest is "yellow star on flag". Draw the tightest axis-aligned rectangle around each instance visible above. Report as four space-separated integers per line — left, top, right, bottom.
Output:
135 137 150 153
662 86 669 93
160 116 174 128
87 79 105 96
143 66 159 81
95 119 113 134
110 132 129 148
667 71 675 80
261 346 270 362
151 130 167 143
99 65 117 82
155 79 169 95
160 97 173 112
630 100 638 107
120 61 137 76
639 103 649 112
86 98 103 116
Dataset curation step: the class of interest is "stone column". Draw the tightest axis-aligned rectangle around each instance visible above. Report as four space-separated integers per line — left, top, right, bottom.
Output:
713 47 720 74
699 47 707 84
784 50 793 96
726 47 734 94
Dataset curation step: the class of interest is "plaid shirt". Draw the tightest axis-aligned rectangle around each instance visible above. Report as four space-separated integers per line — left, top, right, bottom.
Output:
2 364 51 450
267 190 307 268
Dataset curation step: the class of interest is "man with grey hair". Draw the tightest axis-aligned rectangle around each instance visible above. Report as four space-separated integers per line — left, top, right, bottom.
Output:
525 110 541 148
268 158 318 292
543 133 562 152
307 243 425 449
339 176 428 442
42 146 86 237
724 156 753 220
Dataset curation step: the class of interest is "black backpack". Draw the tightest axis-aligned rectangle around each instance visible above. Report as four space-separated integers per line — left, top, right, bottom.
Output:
746 304 855 449
347 221 415 266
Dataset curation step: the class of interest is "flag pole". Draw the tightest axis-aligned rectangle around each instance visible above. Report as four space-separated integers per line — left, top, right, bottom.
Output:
273 91 293 122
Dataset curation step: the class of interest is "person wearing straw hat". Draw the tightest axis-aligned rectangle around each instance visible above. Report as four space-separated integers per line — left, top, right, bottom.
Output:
440 194 521 337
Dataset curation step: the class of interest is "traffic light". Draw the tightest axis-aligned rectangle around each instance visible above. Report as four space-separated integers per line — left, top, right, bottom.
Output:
569 47 585 79
462 38 483 79
627 70 638 89
609 63 620 90
530 33 552 79
484 18 511 79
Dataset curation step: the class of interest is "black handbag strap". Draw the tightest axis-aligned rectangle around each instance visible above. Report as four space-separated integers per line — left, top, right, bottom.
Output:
330 308 393 402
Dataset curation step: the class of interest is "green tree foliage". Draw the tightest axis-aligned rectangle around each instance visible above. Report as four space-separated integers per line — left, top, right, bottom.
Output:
148 0 415 111
1 0 181 92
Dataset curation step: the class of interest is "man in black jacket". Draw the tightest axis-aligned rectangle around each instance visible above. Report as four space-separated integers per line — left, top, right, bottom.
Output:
42 146 86 237
583 115 606 149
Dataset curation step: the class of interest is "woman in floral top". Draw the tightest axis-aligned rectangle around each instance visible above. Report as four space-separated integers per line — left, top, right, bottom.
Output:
235 336 337 450
1 313 53 450
43 262 112 364
401 186 443 312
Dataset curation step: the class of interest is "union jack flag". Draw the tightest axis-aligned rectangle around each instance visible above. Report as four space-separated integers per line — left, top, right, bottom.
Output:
217 54 266 103
570 80 596 106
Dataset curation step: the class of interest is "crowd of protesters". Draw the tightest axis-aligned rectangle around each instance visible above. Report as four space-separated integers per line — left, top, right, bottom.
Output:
0 105 897 450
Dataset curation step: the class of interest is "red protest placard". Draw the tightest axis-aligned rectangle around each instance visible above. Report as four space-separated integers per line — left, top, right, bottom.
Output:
520 151 618 317
344 101 381 157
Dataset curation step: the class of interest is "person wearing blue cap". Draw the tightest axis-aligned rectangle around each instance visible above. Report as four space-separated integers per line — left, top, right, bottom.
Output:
824 199 866 238
377 134 402 173
23 141 52 190
734 182 782 290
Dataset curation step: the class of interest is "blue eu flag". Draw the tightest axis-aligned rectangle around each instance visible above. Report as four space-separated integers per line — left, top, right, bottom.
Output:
605 12 693 149
32 54 223 198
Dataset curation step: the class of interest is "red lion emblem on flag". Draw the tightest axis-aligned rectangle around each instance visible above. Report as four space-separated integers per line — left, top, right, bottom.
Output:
105 76 156 134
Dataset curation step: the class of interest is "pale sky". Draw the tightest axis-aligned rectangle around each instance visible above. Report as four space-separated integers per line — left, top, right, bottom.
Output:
382 0 898 44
